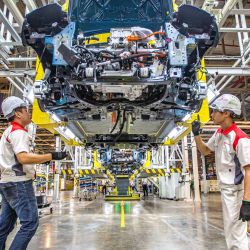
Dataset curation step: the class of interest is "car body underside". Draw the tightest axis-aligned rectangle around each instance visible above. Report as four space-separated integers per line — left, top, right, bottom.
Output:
22 0 219 147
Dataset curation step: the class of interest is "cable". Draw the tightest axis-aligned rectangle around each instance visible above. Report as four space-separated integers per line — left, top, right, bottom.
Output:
110 109 121 134
113 110 126 143
127 31 165 42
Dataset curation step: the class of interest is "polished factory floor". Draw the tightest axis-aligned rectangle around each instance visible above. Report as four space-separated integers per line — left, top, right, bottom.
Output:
6 192 249 250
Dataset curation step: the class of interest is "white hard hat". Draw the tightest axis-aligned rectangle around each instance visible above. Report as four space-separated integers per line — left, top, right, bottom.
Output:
1 96 27 119
210 94 241 116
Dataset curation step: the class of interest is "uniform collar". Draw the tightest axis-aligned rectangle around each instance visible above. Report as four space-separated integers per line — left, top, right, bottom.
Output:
11 121 27 131
220 123 237 135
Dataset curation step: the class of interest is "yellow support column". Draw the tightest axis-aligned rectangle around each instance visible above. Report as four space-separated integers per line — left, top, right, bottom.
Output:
32 59 59 133
93 150 102 169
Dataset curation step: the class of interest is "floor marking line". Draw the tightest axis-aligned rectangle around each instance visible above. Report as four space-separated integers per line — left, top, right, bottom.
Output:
120 201 125 228
161 218 198 248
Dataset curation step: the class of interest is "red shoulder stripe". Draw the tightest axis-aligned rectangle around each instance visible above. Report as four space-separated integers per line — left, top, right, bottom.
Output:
10 121 28 133
6 122 28 143
233 126 250 151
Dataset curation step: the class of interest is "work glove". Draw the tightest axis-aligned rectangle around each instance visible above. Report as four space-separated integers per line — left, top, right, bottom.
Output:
239 200 250 222
192 121 201 136
51 151 68 160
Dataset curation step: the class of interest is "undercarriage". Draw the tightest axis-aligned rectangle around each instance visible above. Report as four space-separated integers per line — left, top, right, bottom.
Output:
22 1 219 145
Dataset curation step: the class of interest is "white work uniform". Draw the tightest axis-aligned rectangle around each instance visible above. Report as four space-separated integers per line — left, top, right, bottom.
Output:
206 123 250 250
0 121 35 183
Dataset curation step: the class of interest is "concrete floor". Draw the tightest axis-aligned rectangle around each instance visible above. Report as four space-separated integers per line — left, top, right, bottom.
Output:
6 193 249 250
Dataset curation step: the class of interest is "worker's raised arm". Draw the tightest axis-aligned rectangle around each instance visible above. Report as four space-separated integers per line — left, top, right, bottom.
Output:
192 121 213 156
16 152 52 165
16 151 67 165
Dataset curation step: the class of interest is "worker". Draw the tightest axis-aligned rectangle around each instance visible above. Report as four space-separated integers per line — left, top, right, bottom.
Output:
0 96 67 250
192 94 250 250
102 181 107 195
142 179 148 198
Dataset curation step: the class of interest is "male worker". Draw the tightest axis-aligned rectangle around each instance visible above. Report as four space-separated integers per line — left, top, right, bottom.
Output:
142 178 148 198
0 96 67 250
192 94 250 250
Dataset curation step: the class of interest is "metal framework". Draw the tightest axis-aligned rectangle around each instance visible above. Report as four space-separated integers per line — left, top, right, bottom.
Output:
0 0 248 89
0 0 249 153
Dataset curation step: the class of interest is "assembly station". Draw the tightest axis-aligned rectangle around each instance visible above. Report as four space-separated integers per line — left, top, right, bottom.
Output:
0 0 250 249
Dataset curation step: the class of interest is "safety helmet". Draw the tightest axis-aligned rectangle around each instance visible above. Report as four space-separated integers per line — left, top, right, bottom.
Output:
1 96 27 119
210 94 241 116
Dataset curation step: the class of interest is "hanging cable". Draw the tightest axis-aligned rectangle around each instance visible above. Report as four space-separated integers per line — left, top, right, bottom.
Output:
110 109 121 134
113 110 126 143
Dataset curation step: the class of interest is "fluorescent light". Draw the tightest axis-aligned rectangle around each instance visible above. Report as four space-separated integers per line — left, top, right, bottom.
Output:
51 113 61 122
167 126 187 140
51 114 82 143
51 113 81 143
55 126 81 143
64 127 76 139
182 113 191 122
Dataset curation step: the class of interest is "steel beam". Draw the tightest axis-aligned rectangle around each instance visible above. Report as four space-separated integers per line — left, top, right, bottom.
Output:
204 56 240 61
221 88 250 94
245 55 250 65
7 77 23 93
207 67 250 76
220 28 250 32
230 9 250 15
201 155 208 194
191 133 201 203
3 0 24 26
0 9 21 42
0 41 23 46
73 147 79 198
219 0 238 28
7 57 37 62
238 0 249 44
53 136 61 202
0 70 36 77
22 0 37 12
0 48 9 63
207 44 250 87
14 77 26 88
235 13 245 64
182 136 192 201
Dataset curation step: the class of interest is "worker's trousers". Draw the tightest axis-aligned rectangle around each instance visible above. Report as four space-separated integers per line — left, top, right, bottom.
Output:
220 184 249 250
0 180 39 250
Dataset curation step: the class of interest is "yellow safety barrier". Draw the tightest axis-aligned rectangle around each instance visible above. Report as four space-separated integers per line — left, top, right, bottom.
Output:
169 167 182 173
78 169 106 177
79 169 83 176
141 168 166 177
